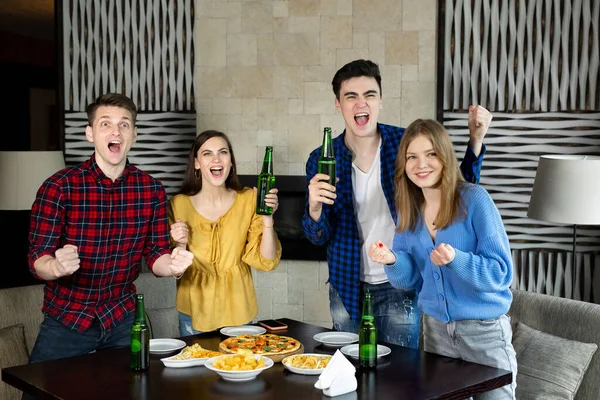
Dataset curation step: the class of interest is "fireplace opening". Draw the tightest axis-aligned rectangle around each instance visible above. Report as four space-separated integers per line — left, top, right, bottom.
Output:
238 175 327 261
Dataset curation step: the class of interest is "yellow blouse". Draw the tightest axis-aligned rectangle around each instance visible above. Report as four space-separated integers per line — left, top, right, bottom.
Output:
168 188 281 332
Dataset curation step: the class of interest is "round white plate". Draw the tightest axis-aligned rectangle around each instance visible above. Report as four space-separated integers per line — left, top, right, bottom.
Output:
219 326 267 337
282 353 332 375
149 338 186 354
313 332 359 346
340 344 392 359
204 355 274 382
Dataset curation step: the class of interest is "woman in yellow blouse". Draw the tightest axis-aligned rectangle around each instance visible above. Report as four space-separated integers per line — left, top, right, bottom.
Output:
168 130 282 335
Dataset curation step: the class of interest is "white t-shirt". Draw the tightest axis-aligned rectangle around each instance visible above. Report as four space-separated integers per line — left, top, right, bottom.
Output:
351 145 396 284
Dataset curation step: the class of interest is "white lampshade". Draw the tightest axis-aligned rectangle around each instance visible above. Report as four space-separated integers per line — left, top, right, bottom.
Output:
0 151 66 210
528 155 600 225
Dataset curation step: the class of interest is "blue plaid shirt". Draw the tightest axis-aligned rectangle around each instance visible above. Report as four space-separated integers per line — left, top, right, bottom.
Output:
302 123 484 324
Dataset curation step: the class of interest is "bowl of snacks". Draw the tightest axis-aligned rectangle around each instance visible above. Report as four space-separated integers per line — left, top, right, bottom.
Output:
204 349 274 382
281 353 332 375
161 343 222 368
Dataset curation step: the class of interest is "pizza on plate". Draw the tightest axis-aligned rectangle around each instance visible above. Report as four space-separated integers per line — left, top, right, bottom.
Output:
219 333 302 356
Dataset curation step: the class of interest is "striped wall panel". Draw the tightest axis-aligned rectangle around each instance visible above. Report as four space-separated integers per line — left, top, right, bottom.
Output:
444 111 600 252
62 0 195 112
443 0 600 111
440 0 600 256
440 0 600 298
511 249 600 304
65 112 196 196
61 0 196 197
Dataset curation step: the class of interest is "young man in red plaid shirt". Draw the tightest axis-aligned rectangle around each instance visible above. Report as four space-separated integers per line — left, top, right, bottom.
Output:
27 93 193 363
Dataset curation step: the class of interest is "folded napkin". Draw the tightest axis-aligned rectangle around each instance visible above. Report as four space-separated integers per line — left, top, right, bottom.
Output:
314 350 357 397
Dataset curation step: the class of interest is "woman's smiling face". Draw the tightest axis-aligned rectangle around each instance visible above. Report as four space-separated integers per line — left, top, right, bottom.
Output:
404 134 443 190
195 136 232 187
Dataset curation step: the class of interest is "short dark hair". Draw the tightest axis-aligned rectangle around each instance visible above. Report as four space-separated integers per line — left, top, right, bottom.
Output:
331 59 382 100
178 130 242 196
86 93 138 126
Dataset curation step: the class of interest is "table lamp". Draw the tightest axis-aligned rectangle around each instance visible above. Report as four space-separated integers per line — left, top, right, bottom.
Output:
527 155 600 257
0 151 66 210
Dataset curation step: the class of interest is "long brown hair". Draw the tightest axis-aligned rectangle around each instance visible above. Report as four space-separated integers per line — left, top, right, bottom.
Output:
395 119 465 232
177 130 242 196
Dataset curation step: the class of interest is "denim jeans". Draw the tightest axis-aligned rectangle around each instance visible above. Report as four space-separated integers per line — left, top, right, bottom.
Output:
329 282 420 348
423 313 518 400
29 312 134 363
178 312 203 336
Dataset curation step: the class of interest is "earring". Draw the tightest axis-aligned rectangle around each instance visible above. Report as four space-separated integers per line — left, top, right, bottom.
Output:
194 169 201 180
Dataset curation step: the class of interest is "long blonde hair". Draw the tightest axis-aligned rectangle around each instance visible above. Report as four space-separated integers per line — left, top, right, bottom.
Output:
395 119 465 232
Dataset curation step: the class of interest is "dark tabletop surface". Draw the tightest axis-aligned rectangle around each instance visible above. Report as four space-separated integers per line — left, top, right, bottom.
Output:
2 318 511 399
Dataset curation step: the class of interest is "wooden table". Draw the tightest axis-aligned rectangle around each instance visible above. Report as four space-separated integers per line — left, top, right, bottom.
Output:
2 318 511 399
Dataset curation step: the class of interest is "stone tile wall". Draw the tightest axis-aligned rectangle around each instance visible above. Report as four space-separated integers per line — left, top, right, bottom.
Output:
195 0 437 325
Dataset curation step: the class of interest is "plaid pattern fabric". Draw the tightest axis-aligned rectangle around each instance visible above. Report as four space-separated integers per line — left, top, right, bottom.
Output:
28 154 171 333
303 123 483 323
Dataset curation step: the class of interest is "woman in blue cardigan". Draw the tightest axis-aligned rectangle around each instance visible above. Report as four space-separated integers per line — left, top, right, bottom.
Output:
369 119 517 400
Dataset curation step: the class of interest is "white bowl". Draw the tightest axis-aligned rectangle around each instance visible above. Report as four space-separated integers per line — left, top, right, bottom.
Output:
204 354 274 382
282 353 332 375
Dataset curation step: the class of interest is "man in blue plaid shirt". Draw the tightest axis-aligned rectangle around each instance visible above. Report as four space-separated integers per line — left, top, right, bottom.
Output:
302 60 492 348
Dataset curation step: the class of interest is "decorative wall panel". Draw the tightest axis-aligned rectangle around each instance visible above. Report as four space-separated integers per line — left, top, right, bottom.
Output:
442 0 599 111
439 0 600 301
65 111 196 195
445 111 600 252
61 0 196 196
511 249 600 304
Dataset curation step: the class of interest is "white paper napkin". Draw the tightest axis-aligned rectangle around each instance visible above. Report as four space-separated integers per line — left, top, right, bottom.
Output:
314 350 357 397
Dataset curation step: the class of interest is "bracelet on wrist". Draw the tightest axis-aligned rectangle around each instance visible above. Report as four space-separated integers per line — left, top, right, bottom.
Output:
172 270 183 279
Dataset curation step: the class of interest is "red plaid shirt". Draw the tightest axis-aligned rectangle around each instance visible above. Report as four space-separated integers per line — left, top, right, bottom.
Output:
28 154 171 333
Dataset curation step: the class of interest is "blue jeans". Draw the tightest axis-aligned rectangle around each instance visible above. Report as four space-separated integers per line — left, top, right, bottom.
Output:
178 312 203 336
423 314 517 400
29 312 134 364
329 282 420 349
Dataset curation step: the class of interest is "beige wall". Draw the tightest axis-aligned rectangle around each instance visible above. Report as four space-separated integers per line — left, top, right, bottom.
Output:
194 0 438 326
195 0 438 175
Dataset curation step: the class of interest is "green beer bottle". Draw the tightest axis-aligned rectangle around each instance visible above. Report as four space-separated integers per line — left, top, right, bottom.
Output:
317 127 336 188
256 146 275 215
358 290 377 369
130 294 150 372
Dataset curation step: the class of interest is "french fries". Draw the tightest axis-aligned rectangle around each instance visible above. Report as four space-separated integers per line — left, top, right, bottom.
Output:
283 354 331 369
213 349 266 371
172 343 221 360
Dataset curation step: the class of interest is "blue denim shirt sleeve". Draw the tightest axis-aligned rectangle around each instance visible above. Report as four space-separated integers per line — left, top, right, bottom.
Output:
302 148 331 246
460 143 486 184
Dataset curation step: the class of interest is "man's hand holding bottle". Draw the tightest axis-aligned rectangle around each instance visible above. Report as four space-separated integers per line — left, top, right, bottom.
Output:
307 174 337 221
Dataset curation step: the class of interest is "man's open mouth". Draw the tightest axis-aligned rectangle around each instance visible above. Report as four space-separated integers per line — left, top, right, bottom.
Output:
354 113 369 126
108 140 122 153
